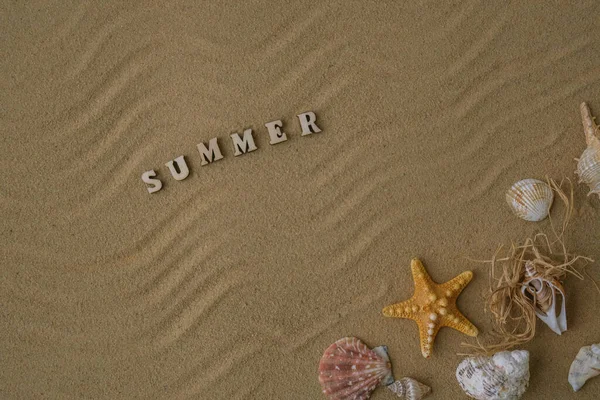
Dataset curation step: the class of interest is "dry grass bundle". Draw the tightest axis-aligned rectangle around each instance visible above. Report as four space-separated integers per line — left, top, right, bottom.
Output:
462 178 595 355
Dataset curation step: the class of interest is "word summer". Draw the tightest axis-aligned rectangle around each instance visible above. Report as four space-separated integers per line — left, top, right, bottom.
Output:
141 111 322 194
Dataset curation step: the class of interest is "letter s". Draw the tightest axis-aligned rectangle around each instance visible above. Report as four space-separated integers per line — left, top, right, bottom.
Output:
141 170 163 194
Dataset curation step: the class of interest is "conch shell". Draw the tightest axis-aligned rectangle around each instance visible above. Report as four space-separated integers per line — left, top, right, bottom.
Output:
576 102 600 199
520 261 567 335
506 179 554 222
456 350 530 400
568 343 600 392
319 337 431 400
386 378 432 400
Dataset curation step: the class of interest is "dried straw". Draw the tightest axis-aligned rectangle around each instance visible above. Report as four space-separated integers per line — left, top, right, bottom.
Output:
461 178 595 355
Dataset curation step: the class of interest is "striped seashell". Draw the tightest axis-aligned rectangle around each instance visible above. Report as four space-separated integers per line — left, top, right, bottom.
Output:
506 179 554 222
319 337 393 400
568 343 600 392
318 337 431 400
576 102 600 199
456 350 530 400
387 377 431 399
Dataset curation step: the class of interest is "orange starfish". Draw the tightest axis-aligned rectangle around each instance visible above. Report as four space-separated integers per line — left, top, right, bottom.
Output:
382 258 478 358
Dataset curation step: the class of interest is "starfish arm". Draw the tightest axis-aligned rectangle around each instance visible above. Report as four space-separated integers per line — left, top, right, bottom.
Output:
441 310 478 337
382 298 417 318
440 270 474 297
411 258 435 286
418 317 440 358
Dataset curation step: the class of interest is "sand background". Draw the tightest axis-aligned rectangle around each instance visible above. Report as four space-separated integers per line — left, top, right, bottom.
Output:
2 1 600 399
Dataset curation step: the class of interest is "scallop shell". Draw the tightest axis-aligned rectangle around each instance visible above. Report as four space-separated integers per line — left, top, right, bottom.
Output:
319 337 431 400
576 102 600 199
319 337 393 400
568 343 600 392
456 350 530 400
506 179 554 222
520 261 567 335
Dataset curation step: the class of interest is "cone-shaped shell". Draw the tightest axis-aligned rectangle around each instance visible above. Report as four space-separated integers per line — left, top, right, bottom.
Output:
521 261 567 335
456 350 530 400
506 179 554 222
387 377 431 400
568 343 600 392
319 337 393 400
576 102 600 198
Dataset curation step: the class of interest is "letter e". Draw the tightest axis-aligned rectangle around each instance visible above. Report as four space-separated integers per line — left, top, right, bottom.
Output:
264 119 287 145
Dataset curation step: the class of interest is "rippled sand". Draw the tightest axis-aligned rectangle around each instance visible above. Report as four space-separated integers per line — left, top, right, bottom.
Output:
2 1 600 399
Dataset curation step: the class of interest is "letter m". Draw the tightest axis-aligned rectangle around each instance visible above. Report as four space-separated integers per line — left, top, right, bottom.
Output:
230 128 257 156
196 137 224 166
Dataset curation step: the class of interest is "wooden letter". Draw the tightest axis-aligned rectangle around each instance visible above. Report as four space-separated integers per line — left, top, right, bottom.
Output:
165 155 190 181
297 111 322 136
197 137 224 166
264 119 287 145
230 128 257 156
141 170 162 194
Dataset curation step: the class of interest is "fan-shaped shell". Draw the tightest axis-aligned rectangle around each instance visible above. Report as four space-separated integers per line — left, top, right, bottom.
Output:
456 350 530 400
576 102 600 198
568 343 600 392
319 337 393 400
506 179 554 222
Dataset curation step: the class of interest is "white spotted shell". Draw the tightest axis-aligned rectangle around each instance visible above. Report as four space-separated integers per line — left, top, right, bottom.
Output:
319 337 393 399
506 179 554 222
456 350 530 400
568 343 600 392
576 102 600 199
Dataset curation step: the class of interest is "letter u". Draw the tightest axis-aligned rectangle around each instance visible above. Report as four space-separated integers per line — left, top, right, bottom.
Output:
165 155 190 181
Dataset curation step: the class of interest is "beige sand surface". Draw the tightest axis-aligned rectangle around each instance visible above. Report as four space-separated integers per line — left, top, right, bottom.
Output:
2 1 600 399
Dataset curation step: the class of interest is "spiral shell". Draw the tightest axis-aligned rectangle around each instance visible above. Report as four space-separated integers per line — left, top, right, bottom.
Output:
387 377 431 399
456 350 530 400
576 102 600 198
520 261 567 335
506 179 554 222
568 343 600 392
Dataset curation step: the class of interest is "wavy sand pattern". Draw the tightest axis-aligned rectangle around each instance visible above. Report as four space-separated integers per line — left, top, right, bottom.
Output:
2 1 600 399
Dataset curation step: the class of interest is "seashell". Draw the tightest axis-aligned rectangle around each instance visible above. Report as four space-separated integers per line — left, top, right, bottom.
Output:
319 337 431 400
568 343 600 392
387 377 431 399
520 261 567 335
319 337 393 399
576 102 600 199
506 179 554 222
456 350 530 400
